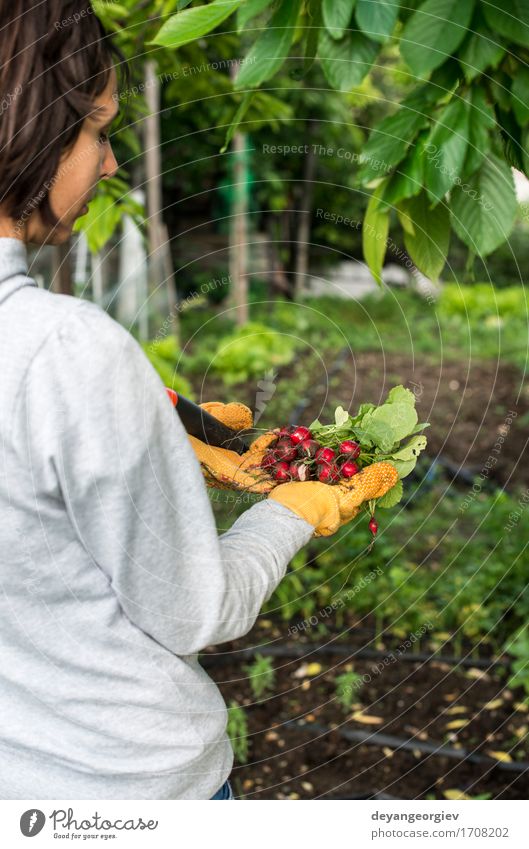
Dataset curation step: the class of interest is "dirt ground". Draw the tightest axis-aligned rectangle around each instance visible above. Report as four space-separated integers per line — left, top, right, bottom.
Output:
296 351 529 490
201 350 529 491
202 618 529 800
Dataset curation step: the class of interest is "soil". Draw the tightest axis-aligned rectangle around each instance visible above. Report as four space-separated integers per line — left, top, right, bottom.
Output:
202 617 529 800
188 349 529 490
290 350 529 491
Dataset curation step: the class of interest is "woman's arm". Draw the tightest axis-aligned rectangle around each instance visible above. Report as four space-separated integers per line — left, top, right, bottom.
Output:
19 299 314 656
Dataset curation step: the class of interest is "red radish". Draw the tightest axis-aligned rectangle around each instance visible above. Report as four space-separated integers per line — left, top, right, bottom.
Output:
339 440 361 459
261 451 277 469
298 439 319 458
315 446 335 464
317 463 340 483
317 464 332 483
329 463 341 482
288 462 308 482
369 517 378 536
278 426 293 438
341 461 359 478
274 462 290 482
274 438 297 461
290 425 312 445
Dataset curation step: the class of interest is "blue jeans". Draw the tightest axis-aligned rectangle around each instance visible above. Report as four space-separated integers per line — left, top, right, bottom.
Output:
210 778 234 799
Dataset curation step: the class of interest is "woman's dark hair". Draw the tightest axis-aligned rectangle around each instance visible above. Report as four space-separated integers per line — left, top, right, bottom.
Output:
0 1 130 230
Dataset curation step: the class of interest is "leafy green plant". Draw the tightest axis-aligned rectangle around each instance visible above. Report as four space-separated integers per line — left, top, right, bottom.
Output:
335 669 364 712
243 653 276 700
226 700 250 764
438 283 529 322
141 334 194 397
213 321 297 385
73 176 144 254
507 627 529 703
310 385 430 495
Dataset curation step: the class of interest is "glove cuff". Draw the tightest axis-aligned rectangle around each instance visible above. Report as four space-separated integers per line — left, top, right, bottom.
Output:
268 481 342 537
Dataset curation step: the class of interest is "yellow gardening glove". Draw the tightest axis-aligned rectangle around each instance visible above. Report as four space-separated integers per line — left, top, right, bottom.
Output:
188 401 279 494
268 462 399 537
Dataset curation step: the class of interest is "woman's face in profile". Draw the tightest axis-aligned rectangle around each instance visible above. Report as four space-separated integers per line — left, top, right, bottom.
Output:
27 67 120 245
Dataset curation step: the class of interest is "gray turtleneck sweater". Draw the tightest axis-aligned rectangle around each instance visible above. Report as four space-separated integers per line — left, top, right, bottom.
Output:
0 237 314 800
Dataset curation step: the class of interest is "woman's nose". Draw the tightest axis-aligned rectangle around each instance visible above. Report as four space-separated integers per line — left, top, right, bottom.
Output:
102 144 119 179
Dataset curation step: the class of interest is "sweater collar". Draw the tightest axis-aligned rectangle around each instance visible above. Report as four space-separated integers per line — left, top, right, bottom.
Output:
0 237 37 305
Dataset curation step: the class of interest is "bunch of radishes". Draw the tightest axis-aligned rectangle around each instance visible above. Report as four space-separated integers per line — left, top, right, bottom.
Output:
261 425 362 484
261 425 378 535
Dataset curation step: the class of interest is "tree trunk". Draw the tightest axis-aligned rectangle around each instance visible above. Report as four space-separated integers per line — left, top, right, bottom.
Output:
228 62 249 327
294 126 317 299
229 129 249 326
143 59 179 342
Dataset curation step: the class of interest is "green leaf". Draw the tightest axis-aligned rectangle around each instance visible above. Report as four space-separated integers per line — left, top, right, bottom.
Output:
350 403 376 426
523 127 529 177
495 105 525 171
92 1 128 16
335 405 350 426
323 0 357 39
401 0 476 76
380 131 426 206
318 26 380 91
151 0 244 48
356 0 400 43
356 419 397 452
410 421 430 435
402 191 450 280
359 104 428 183
363 183 390 286
450 154 517 256
235 0 303 88
424 96 470 203
483 1 529 50
369 401 418 442
220 91 256 153
387 385 416 406
397 202 415 235
301 0 323 75
74 193 122 254
392 435 428 460
463 87 495 177
236 0 273 32
458 19 505 82
387 435 428 478
355 401 417 452
512 67 529 126
377 478 403 508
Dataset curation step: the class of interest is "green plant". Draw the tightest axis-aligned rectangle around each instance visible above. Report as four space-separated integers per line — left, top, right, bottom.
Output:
438 283 529 321
213 321 298 385
141 335 194 397
335 669 364 713
507 627 529 703
226 700 250 764
243 654 276 700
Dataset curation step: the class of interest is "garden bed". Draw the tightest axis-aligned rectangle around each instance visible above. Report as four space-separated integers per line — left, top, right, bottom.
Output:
187 347 529 490
202 619 529 800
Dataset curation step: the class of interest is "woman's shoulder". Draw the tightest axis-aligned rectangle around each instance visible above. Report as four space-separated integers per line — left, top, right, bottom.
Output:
19 286 138 361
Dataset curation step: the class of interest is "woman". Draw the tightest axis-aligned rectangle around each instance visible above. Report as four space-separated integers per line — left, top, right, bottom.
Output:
0 1 396 800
